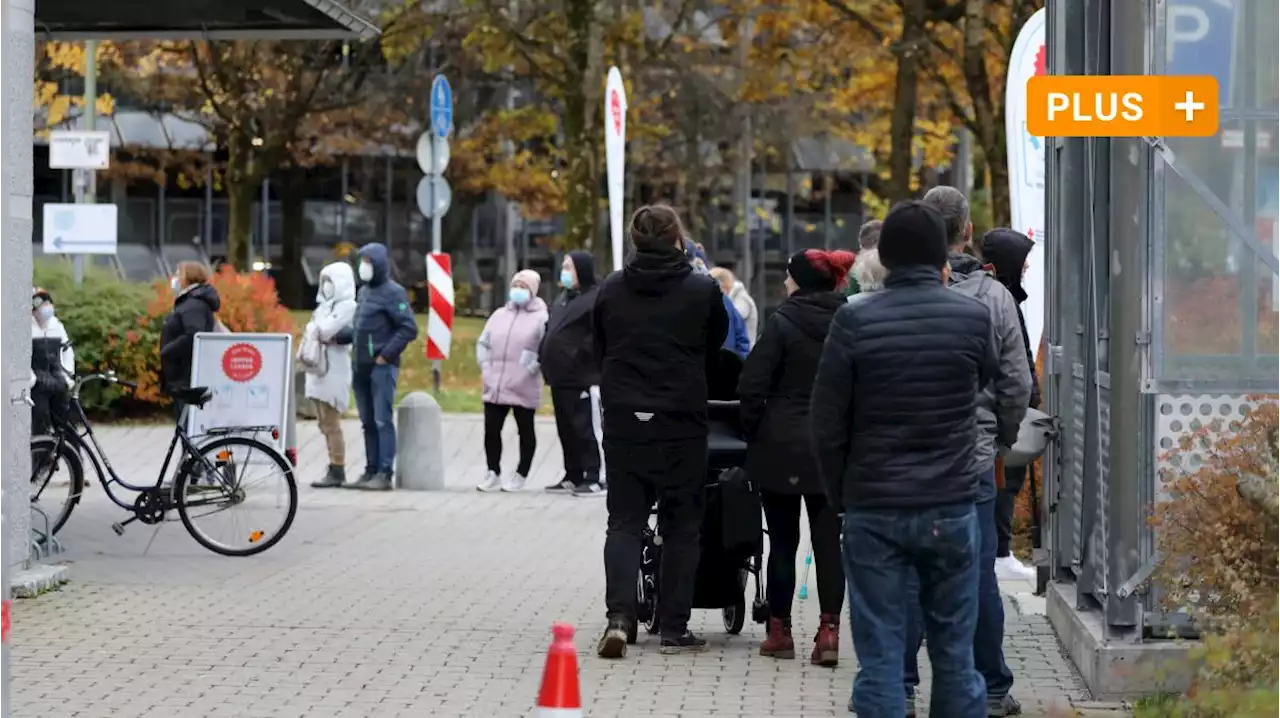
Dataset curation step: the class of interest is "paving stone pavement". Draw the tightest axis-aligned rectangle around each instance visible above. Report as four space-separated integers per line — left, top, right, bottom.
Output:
10 415 1111 717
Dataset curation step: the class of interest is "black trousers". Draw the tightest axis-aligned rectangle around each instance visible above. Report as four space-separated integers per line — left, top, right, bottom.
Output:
550 386 601 485
603 436 705 636
30 385 69 436
761 490 845 619
996 464 1028 558
482 402 537 477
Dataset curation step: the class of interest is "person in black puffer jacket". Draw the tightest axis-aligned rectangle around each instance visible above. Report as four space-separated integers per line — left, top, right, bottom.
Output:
539 250 606 496
592 204 729 660
159 261 220 420
811 200 995 718
738 248 854 668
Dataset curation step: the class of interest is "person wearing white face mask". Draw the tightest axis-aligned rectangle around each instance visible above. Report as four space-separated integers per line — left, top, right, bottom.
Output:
31 288 75 434
304 262 359 488
159 262 220 413
475 269 549 492
332 243 419 491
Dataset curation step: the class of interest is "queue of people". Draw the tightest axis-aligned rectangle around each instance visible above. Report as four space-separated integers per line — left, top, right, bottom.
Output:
576 196 1039 718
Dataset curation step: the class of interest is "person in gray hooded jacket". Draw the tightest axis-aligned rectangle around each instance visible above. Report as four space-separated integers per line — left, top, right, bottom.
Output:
901 186 1032 718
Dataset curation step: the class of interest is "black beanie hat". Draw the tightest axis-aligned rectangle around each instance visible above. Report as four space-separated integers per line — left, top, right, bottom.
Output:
877 201 949 270
787 251 831 291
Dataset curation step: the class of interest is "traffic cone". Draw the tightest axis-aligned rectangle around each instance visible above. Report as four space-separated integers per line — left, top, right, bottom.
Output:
536 623 582 717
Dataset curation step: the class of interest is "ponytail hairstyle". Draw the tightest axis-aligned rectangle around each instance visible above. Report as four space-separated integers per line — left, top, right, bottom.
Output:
788 248 856 291
628 204 687 253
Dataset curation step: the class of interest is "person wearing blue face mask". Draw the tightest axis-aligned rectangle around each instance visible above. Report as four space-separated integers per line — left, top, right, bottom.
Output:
539 250 606 497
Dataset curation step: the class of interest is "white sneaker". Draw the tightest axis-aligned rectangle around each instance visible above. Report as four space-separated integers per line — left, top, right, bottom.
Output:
501 472 529 492
995 555 1037 581
476 470 502 492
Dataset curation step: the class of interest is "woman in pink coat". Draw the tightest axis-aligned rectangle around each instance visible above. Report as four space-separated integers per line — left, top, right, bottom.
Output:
476 269 550 492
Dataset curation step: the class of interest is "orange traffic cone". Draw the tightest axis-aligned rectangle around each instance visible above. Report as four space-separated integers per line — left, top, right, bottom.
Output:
536 623 583 717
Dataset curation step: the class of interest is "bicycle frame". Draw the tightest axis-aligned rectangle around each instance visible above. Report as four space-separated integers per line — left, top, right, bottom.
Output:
39 374 278 511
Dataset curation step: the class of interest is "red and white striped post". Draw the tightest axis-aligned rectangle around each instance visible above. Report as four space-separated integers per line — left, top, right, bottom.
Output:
425 252 454 393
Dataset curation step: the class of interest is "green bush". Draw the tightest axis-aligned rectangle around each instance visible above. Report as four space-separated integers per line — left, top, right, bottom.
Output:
33 260 155 413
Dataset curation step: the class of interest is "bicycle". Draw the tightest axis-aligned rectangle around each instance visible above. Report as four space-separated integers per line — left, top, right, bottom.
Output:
28 371 298 557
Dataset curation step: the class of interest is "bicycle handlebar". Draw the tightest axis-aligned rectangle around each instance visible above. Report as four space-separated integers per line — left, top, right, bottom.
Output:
72 372 138 398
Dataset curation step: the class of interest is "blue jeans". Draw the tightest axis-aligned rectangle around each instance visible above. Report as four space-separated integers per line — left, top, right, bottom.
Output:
352 364 398 474
905 483 1015 702
843 502 985 718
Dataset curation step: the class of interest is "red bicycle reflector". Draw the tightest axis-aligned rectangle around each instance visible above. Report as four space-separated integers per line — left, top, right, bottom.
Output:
285 448 297 466
271 427 280 441
2 599 11 644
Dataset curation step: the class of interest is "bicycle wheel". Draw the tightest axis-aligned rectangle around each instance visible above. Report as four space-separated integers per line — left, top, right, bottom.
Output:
29 435 85 537
175 436 297 556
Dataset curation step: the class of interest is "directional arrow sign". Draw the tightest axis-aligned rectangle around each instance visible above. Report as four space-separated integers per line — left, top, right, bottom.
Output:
42 204 118 255
431 75 454 138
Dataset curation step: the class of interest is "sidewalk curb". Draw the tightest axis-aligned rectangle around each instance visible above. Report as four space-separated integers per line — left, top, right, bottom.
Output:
9 564 70 599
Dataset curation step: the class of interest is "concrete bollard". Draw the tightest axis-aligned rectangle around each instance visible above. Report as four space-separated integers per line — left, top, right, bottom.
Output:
395 391 446 490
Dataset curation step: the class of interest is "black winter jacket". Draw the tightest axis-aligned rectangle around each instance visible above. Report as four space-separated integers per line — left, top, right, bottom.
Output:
592 246 729 441
809 265 1000 511
738 290 846 494
540 252 600 389
159 283 220 393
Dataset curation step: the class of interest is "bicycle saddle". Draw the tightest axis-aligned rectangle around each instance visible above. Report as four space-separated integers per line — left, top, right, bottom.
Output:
172 387 214 408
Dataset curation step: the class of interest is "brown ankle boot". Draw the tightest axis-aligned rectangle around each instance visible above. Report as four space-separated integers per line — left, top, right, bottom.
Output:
811 613 840 667
759 617 795 659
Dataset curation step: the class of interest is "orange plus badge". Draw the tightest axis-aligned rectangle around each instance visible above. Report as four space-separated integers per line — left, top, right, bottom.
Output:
1027 75 1219 138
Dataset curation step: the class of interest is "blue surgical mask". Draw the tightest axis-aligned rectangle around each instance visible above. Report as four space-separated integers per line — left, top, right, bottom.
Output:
559 270 575 289
508 287 531 305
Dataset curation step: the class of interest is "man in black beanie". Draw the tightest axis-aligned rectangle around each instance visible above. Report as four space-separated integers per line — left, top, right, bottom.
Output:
811 200 996 718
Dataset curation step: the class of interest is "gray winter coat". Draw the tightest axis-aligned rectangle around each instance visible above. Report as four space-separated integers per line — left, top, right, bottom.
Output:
948 254 1033 499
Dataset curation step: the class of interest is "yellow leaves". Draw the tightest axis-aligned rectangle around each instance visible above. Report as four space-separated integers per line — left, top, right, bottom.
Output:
33 41 118 134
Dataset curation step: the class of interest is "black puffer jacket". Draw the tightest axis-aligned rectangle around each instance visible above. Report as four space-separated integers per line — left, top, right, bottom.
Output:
738 290 845 494
159 283 220 392
540 251 599 389
809 265 999 511
592 246 729 440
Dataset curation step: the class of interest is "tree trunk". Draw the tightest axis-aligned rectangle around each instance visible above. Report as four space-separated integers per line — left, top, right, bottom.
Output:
278 168 307 308
561 0 598 250
963 0 1011 228
226 179 256 271
225 137 258 271
888 0 926 203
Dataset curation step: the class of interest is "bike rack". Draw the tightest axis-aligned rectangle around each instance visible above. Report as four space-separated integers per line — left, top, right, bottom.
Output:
28 505 65 563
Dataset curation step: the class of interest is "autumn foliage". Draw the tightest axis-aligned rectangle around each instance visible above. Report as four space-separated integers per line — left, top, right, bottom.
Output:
1148 399 1279 714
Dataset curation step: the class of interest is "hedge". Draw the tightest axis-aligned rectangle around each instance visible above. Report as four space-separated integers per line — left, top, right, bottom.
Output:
33 260 292 414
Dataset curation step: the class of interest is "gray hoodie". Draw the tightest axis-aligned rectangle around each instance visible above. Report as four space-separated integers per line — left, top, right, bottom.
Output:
948 253 1033 500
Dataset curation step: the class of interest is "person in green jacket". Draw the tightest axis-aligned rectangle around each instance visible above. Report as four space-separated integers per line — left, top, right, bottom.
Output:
845 219 884 297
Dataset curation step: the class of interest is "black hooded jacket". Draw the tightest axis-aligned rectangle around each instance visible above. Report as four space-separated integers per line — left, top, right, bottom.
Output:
592 246 729 440
979 230 1041 407
159 282 220 392
737 290 846 494
540 251 600 389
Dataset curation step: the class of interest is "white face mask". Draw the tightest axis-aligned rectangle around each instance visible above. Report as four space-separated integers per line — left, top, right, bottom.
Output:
170 276 181 291
358 262 374 283
35 305 54 322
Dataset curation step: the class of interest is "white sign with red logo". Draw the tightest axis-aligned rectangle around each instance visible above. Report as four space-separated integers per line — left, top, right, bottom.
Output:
605 66 628 272
189 332 294 451
1006 8 1046 359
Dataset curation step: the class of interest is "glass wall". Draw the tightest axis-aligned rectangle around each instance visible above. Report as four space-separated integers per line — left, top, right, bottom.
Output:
1157 0 1280 391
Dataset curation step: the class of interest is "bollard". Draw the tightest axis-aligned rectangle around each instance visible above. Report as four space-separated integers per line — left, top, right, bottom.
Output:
395 391 446 490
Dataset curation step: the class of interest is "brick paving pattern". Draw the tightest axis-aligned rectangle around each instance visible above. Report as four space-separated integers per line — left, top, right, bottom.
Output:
9 416 1114 717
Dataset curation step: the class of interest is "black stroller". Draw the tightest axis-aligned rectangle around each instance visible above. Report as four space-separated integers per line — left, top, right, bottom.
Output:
632 349 767 641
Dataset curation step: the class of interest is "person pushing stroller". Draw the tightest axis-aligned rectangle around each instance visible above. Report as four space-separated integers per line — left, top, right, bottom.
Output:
592 205 729 659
